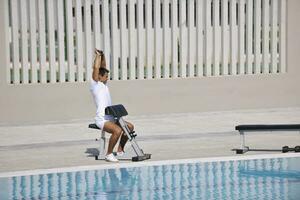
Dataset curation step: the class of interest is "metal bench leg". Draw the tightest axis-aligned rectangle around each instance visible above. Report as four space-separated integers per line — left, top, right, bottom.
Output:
240 131 245 149
118 117 151 161
95 130 106 160
235 131 249 154
100 130 106 154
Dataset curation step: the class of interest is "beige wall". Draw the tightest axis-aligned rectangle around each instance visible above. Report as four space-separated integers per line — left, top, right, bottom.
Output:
0 0 299 125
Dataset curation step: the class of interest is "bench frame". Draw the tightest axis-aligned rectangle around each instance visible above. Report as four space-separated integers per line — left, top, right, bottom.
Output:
89 125 136 161
89 104 151 161
232 124 300 154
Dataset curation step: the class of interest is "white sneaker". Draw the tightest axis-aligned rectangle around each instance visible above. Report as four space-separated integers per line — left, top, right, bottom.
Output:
105 153 119 162
116 151 124 157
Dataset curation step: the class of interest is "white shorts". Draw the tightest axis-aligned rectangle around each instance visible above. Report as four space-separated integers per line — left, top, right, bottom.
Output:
95 115 116 130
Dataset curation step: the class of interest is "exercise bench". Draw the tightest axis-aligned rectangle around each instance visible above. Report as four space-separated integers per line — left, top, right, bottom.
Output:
89 104 151 161
232 124 300 154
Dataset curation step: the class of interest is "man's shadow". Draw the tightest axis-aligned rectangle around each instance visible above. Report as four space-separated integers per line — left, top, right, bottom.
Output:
85 148 99 158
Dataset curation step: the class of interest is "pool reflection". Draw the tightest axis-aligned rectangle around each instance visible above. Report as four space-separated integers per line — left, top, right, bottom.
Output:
1 157 300 200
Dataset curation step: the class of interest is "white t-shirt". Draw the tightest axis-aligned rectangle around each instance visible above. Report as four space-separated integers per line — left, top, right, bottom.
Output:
90 79 113 129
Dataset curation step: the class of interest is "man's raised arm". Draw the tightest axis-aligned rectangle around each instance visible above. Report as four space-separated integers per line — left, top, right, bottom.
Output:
92 50 102 81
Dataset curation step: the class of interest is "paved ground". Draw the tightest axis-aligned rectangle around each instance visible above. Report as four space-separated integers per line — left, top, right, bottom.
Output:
0 107 300 173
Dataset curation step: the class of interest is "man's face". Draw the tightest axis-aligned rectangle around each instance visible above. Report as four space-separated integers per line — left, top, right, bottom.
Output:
99 72 109 84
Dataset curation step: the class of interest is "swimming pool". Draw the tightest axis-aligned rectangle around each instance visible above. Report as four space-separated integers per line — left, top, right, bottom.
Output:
0 154 299 200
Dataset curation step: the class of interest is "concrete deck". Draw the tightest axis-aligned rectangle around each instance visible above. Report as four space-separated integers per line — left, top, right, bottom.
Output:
0 107 300 173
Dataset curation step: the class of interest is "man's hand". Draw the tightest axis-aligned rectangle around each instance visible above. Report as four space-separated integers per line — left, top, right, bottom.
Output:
95 49 106 69
95 49 104 56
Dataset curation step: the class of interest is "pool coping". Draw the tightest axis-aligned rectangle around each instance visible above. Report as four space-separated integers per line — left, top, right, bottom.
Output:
1 153 300 178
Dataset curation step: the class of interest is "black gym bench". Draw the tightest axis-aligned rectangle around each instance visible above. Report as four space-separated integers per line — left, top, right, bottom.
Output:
232 124 300 154
89 104 151 162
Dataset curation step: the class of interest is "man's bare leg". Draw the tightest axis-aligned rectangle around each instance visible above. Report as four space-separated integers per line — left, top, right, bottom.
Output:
103 121 123 155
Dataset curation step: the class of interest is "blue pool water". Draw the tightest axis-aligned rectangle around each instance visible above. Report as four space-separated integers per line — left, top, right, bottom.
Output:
0 156 299 200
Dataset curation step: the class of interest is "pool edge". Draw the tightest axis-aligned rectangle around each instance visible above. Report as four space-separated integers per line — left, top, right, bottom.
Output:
1 153 300 178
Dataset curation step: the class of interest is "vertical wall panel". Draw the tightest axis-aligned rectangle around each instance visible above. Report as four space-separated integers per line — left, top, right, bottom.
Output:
29 0 38 83
47 0 56 83
205 0 212 76
188 0 195 77
11 0 20 84
137 0 144 79
262 0 270 74
221 0 230 75
279 0 286 73
37 0 47 83
20 0 29 83
102 0 110 72
171 0 178 78
93 0 101 50
120 0 127 80
110 0 118 80
238 0 246 74
213 0 221 76
57 0 66 82
66 0 75 82
179 0 187 77
230 0 238 75
254 0 262 74
84 0 92 81
128 0 136 80
154 0 161 78
196 0 204 77
0 0 10 84
145 0 153 79
271 0 278 73
246 0 253 74
75 0 83 82
163 0 171 78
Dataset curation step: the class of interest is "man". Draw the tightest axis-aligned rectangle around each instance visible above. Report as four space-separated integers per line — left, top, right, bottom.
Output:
90 49 134 162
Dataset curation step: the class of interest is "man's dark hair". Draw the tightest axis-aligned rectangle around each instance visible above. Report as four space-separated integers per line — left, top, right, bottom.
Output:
99 67 109 76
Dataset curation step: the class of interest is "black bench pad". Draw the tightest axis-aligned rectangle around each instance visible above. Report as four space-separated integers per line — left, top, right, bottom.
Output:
105 104 128 118
89 123 100 130
235 124 300 131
